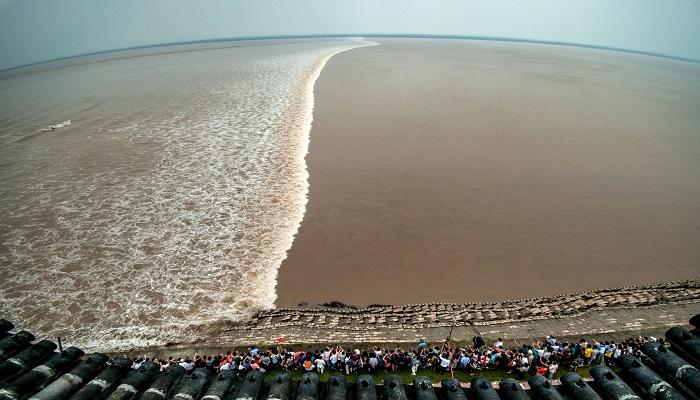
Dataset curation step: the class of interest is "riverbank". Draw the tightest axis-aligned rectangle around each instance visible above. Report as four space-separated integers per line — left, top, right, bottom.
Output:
133 280 699 357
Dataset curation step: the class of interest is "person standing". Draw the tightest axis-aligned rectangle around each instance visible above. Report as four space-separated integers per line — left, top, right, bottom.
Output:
473 335 485 350
411 353 420 376
314 357 326 374
547 361 558 379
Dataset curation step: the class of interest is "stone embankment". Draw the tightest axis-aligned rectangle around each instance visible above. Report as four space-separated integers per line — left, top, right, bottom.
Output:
201 280 699 347
256 280 699 328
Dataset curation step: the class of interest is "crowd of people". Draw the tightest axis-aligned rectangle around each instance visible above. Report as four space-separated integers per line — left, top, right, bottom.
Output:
130 333 664 380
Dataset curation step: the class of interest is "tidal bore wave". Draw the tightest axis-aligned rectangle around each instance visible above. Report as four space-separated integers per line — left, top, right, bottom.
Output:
0 39 375 351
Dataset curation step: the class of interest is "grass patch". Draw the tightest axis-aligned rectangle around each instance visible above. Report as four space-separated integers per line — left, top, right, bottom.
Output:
262 365 598 384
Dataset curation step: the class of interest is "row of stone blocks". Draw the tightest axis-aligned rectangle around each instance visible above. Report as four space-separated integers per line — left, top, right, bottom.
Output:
0 314 699 400
234 280 700 331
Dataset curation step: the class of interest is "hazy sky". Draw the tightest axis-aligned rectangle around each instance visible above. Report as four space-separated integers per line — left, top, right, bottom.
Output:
1 0 700 70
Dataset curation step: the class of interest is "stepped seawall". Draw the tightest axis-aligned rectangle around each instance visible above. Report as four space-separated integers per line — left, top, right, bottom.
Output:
159 279 700 352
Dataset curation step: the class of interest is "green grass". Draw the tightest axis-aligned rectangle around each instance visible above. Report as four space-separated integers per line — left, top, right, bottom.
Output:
262 364 600 385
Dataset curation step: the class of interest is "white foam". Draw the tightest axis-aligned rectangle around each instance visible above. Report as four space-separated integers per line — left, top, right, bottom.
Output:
40 120 71 131
0 39 376 352
270 40 379 305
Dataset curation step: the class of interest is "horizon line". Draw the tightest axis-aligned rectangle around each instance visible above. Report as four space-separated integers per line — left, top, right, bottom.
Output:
2 33 699 73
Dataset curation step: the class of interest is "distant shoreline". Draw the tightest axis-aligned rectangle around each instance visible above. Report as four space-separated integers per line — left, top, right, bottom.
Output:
3 33 698 75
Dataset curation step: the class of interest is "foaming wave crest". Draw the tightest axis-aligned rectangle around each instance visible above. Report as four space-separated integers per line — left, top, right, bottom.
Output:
0 39 376 351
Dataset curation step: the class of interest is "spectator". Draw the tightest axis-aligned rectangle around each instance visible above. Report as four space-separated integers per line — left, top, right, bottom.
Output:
473 335 485 350
584 345 593 365
179 358 195 372
418 338 428 350
303 358 314 372
547 361 559 379
314 357 326 374
116 333 660 382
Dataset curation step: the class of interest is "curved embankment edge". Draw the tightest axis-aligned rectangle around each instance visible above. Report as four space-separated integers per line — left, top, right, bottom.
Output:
232 279 699 333
204 279 700 343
